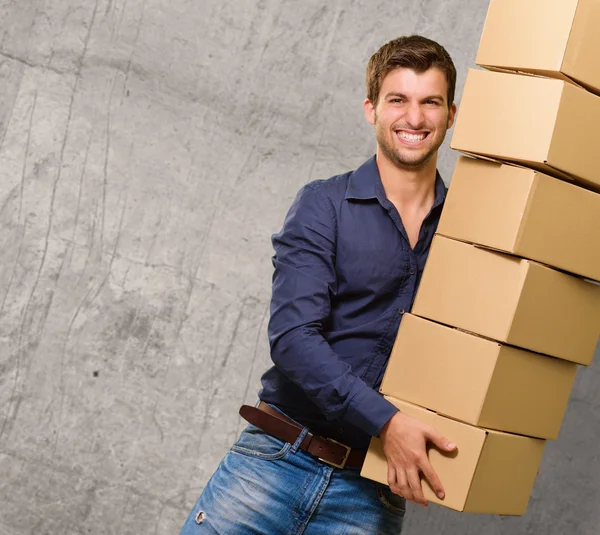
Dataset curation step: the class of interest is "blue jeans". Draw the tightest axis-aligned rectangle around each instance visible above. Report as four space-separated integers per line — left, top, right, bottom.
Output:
180 423 405 534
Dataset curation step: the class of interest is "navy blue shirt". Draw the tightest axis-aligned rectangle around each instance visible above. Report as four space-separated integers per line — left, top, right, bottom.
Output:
259 156 447 449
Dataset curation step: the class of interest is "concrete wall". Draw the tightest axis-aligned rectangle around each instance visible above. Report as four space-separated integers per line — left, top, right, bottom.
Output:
1 1 598 533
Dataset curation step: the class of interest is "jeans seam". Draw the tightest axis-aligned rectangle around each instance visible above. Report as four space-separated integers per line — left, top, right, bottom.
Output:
230 442 292 461
294 465 333 535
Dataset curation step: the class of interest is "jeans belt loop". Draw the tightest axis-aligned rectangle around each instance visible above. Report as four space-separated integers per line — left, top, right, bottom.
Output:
291 426 308 453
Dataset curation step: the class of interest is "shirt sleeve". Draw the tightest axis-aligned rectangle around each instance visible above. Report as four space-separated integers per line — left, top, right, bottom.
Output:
267 183 398 437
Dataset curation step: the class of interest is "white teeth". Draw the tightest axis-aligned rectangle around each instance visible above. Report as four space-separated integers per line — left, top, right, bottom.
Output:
397 132 426 142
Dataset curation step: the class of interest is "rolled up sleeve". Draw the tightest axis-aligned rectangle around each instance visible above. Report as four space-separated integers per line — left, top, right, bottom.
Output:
268 184 398 437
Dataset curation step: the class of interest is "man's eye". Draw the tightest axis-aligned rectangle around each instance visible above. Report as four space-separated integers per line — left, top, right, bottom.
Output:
426 100 440 105
391 98 404 104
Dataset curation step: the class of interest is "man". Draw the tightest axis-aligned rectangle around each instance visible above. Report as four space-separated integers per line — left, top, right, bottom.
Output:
180 35 458 534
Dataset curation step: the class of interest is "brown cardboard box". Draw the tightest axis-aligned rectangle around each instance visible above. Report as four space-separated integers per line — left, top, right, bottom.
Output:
437 156 600 282
476 0 600 95
381 313 577 439
450 68 600 192
411 235 600 365
360 397 545 515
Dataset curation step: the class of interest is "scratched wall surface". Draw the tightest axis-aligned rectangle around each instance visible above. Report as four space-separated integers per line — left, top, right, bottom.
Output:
1 1 599 534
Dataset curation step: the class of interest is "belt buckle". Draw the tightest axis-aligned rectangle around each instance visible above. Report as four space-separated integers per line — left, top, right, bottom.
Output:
318 438 351 469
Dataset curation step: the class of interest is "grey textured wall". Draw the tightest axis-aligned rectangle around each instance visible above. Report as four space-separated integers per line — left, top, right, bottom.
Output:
1 1 599 533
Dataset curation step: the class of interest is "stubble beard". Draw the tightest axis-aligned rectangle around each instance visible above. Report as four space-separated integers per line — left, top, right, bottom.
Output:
375 115 447 171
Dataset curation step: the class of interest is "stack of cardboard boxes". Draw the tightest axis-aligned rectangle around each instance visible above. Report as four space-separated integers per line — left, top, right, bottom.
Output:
360 0 600 515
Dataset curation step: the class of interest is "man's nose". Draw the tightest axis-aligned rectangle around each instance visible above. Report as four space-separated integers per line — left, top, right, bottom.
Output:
405 104 425 129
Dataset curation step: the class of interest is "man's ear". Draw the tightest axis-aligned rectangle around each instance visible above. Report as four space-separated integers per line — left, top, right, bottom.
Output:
363 99 376 125
447 103 457 129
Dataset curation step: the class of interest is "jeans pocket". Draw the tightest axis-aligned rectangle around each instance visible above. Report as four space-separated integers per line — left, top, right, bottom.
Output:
230 424 292 460
376 484 406 517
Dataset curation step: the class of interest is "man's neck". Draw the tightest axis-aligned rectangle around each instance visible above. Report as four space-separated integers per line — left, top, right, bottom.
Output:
376 150 438 215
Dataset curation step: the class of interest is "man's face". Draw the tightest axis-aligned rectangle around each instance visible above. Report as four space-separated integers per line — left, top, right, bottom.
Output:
364 67 457 170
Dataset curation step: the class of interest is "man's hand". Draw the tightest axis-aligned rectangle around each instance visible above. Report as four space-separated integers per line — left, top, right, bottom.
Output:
380 411 456 507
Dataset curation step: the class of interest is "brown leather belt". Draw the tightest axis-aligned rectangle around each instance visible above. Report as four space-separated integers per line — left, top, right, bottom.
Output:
239 402 366 469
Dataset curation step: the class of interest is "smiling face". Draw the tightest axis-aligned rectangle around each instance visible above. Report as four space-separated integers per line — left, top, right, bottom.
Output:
364 67 456 171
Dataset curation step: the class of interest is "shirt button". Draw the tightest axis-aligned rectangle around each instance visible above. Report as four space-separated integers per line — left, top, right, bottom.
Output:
398 308 405 315
409 268 415 275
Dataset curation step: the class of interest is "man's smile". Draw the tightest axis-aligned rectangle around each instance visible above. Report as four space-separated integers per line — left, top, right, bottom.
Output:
395 129 430 146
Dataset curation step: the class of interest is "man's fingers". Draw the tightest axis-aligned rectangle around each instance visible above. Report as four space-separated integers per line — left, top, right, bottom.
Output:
387 464 397 494
381 417 456 504
419 458 445 500
427 430 456 452
388 466 413 502
406 467 427 506
395 470 414 503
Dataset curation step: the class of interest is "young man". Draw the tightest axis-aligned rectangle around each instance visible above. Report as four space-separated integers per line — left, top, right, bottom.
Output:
181 35 458 535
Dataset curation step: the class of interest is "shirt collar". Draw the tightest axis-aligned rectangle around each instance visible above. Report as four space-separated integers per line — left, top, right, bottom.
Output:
345 155 447 208
344 156 380 200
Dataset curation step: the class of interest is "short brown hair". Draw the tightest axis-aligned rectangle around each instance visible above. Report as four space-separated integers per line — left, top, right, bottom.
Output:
366 35 457 108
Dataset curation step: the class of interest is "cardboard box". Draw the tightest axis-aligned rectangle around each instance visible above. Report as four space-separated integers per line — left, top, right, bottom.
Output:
411 235 600 365
360 397 545 515
381 313 577 439
437 156 600 282
450 68 600 192
476 0 600 95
